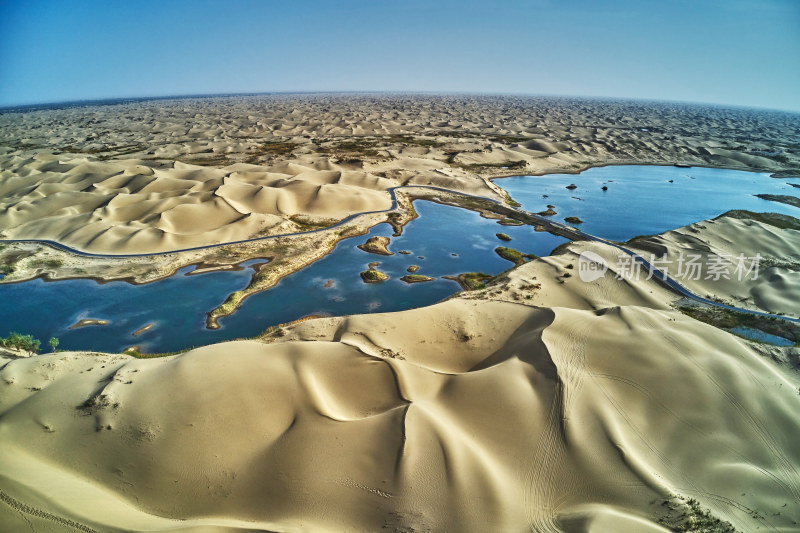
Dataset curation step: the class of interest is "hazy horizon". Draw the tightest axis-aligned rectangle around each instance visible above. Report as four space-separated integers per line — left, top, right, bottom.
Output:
2 0 799 112
3 90 800 117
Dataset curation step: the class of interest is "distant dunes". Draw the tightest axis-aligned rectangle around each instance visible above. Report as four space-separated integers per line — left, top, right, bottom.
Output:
0 153 395 253
2 94 797 255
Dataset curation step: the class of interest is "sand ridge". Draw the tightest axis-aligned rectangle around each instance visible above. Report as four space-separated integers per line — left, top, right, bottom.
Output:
2 94 799 255
626 212 800 317
1 298 798 531
2 94 800 532
1 214 800 531
0 153 400 253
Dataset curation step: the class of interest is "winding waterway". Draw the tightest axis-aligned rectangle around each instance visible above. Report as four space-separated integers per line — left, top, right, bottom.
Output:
1 201 566 353
1 165 798 353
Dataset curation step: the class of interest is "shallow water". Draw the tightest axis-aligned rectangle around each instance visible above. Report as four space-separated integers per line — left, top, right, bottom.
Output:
2 165 798 354
728 326 795 347
500 165 800 241
0 201 566 353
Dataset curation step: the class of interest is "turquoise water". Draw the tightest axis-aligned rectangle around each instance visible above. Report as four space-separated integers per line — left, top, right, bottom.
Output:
1 165 797 354
728 326 795 347
0 201 566 353
501 165 800 241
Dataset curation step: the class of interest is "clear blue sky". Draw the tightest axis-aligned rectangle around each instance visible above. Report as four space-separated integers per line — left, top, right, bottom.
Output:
1 0 799 111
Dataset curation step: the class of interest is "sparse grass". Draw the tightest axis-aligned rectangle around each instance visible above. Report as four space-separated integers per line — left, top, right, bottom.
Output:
212 247 240 261
720 210 800 230
460 160 528 171
252 140 300 157
12 142 43 151
387 134 444 148
764 153 791 164
463 272 493 290
498 217 525 226
662 496 739 533
30 258 63 269
178 154 232 167
360 269 389 283
318 138 382 157
437 194 500 213
489 135 534 143
754 194 800 209
564 216 584 224
315 134 442 159
58 143 146 157
215 291 245 315
288 215 337 232
770 169 800 178
677 305 799 343
400 274 434 283
124 347 195 359
501 190 522 207
436 130 484 139
496 233 511 241
444 150 460 164
495 246 528 265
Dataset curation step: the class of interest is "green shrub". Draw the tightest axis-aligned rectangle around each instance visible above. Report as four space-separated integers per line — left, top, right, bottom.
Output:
1 332 41 353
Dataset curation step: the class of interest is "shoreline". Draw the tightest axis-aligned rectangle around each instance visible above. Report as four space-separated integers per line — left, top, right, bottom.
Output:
2 94 797 332
1 161 794 330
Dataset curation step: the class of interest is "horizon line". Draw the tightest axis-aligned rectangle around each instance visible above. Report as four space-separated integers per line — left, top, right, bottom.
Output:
1 90 799 116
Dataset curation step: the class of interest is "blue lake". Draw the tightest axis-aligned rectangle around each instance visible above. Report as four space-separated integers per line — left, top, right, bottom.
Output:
500 165 800 242
0 200 566 353
1 165 798 353
728 326 795 347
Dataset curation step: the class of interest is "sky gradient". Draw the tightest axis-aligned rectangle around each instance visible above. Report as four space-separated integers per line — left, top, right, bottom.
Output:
1 0 799 111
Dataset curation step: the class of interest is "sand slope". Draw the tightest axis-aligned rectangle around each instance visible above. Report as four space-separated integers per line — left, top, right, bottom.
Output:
2 95 800 531
1 298 799 532
627 212 800 317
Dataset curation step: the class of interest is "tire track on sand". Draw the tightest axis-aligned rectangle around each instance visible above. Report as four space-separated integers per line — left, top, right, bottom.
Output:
0 487 98 533
524 311 591 532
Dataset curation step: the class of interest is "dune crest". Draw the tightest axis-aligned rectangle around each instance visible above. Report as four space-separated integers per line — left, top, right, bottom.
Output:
1 298 798 531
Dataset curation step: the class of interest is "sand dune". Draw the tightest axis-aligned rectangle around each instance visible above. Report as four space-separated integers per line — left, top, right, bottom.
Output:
2 95 800 531
1 297 798 532
2 94 798 254
0 154 397 253
627 212 800 317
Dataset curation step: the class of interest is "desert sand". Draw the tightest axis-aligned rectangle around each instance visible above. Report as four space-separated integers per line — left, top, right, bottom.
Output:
1 94 798 259
2 209 800 531
1 95 800 532
2 94 798 324
626 211 800 317
1 234 799 531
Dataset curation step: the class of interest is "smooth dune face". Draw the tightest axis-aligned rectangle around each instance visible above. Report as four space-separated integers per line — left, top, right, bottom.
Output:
2 95 800 532
628 215 800 317
1 298 799 532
